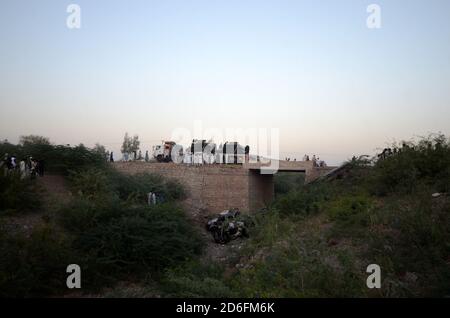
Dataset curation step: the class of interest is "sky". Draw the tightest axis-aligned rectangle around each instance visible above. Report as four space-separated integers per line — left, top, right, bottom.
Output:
1 0 449 165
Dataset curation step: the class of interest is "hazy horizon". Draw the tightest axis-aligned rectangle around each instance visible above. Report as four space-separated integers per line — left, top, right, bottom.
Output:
1 0 450 165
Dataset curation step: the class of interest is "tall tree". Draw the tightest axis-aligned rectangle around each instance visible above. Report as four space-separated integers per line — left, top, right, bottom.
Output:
121 133 140 154
131 135 140 153
19 135 50 146
93 143 106 156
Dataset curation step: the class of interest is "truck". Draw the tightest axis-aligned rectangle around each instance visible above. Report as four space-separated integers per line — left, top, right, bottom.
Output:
189 139 216 165
152 141 183 163
220 142 246 164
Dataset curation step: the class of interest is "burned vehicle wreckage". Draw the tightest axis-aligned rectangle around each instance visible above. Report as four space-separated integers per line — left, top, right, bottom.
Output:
206 208 250 244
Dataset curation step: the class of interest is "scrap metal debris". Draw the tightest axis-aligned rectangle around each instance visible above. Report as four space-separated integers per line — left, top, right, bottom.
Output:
206 208 249 244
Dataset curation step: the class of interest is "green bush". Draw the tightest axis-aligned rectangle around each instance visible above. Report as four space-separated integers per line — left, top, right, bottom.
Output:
372 134 450 195
274 182 332 217
366 190 450 296
0 139 106 176
58 197 203 289
68 168 186 203
0 169 42 215
327 194 374 223
0 223 76 297
161 260 236 297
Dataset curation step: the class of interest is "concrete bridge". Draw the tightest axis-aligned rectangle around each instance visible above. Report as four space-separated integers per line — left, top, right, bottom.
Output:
113 161 333 218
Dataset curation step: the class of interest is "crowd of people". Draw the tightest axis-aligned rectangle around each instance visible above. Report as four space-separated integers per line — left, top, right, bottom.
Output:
1 153 44 178
283 155 327 167
302 154 327 167
118 150 153 162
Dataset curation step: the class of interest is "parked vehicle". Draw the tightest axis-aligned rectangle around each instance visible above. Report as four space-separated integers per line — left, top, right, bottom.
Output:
190 139 216 165
152 141 183 163
222 142 246 164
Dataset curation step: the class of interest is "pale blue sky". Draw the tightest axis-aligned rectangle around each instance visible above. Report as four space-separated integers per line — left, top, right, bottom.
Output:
1 0 449 164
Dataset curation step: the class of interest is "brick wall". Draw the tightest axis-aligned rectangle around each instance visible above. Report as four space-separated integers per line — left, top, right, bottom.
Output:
112 161 326 219
112 162 264 218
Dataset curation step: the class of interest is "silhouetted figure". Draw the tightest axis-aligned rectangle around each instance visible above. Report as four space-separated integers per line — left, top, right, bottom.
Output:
110 152 114 162
30 159 38 178
223 142 227 164
3 154 11 170
245 145 250 163
38 159 45 176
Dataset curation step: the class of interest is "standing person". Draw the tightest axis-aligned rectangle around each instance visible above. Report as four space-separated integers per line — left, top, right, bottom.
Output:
217 143 223 164
110 151 114 162
30 159 38 178
148 192 153 206
245 145 250 163
145 150 149 162
19 160 26 179
312 155 317 167
11 155 17 169
26 156 32 173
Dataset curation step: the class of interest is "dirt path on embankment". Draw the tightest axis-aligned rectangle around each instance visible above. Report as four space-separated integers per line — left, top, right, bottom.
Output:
3 174 72 237
37 174 72 206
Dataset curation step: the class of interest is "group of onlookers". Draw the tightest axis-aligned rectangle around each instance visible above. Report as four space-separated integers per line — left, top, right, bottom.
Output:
302 154 327 167
1 153 44 178
105 151 115 162
119 150 151 162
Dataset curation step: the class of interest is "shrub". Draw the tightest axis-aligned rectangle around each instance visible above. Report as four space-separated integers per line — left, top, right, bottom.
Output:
327 194 374 223
0 139 106 176
0 169 42 215
372 134 450 195
274 182 332 217
58 198 203 288
0 223 75 297
161 260 236 297
68 168 186 203
366 190 450 296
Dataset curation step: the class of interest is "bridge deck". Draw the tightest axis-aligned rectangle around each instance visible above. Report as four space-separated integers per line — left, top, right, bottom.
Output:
243 160 314 172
